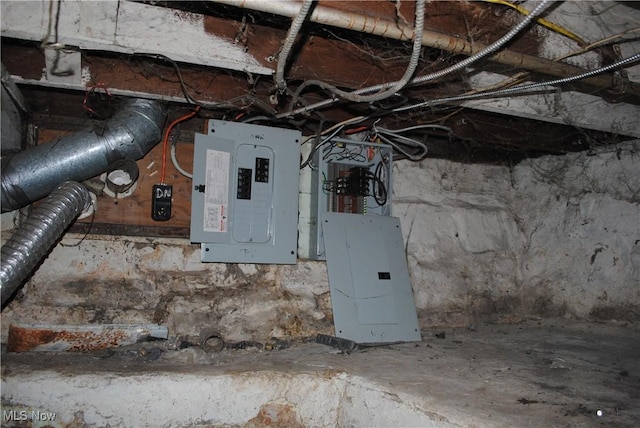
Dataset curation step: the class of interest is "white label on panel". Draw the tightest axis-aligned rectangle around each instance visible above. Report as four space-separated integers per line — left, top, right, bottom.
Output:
203 149 230 232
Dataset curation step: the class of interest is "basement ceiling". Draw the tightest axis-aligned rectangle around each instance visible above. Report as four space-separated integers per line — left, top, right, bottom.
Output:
2 0 640 163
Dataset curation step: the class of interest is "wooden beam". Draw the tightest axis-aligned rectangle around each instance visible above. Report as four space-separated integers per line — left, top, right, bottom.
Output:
0 0 270 75
210 0 640 98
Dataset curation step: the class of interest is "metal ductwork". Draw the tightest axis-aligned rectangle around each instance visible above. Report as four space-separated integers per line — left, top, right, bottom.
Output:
1 98 165 212
1 181 91 307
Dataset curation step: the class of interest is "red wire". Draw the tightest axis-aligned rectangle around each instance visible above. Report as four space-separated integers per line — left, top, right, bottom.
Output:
160 106 201 184
83 83 112 118
344 125 369 135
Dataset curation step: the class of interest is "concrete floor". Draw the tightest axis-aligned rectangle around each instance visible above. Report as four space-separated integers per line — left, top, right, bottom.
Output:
2 318 639 427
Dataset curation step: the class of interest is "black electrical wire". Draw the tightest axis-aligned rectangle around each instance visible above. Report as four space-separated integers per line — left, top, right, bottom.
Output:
60 207 95 247
130 52 204 107
300 120 326 169
370 163 388 206
322 169 387 207
300 123 343 169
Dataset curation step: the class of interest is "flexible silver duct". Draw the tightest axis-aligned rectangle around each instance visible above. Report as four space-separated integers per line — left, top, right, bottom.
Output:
1 98 165 212
1 181 91 307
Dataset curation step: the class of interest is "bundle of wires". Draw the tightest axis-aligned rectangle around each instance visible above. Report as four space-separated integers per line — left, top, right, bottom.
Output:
322 165 388 207
160 106 200 183
373 123 452 161
300 124 346 169
371 162 387 206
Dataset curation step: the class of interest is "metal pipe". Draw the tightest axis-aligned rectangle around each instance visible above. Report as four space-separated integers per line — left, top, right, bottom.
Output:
1 181 91 307
210 0 637 96
1 98 165 212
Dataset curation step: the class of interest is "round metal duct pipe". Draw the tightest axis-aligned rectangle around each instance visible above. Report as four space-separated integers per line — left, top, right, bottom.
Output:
1 98 165 212
1 181 91 307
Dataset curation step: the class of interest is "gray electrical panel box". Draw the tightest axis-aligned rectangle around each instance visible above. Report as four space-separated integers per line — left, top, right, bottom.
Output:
190 120 301 264
308 137 421 344
310 138 393 260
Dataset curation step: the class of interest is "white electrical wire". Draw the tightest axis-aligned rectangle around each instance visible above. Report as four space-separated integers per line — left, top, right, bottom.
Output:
300 124 346 169
374 123 452 161
377 133 428 161
292 51 640 122
171 142 193 179
297 52 639 165
380 124 453 133
276 0 315 92
291 0 425 103
277 0 553 118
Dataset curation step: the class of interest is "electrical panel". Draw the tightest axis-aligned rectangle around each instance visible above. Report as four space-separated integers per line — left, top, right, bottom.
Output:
190 120 301 264
310 138 393 260
308 137 421 344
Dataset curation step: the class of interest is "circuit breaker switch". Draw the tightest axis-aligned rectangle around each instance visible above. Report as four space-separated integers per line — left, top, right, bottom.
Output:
237 168 252 199
255 157 270 183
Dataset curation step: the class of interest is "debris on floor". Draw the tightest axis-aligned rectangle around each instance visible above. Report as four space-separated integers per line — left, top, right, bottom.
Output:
2 319 638 427
7 323 168 352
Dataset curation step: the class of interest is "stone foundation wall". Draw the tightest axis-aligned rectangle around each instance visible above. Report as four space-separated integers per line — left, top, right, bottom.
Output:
3 140 638 341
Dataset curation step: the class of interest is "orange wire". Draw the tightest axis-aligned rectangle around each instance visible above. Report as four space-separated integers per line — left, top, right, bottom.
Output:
344 125 369 135
160 106 201 183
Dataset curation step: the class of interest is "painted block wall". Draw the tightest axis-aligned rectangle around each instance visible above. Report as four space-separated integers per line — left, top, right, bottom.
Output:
2 140 638 342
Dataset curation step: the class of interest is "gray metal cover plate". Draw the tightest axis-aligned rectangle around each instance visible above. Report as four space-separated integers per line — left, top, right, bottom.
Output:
322 212 421 344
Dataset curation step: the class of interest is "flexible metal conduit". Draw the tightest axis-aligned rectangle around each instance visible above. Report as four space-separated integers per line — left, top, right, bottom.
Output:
320 0 550 100
275 0 315 92
1 98 165 212
1 181 90 307
292 0 544 103
295 0 426 103
393 51 640 112
210 0 635 96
